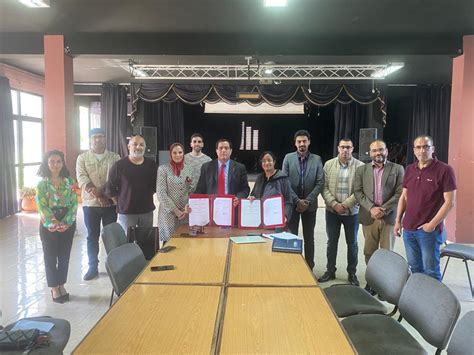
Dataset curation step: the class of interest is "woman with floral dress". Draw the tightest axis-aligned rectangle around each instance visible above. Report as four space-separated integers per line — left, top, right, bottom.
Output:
157 143 194 242
36 150 78 303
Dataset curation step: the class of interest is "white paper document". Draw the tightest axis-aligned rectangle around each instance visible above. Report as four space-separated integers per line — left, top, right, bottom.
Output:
213 197 233 226
262 196 284 227
240 199 262 228
188 197 210 226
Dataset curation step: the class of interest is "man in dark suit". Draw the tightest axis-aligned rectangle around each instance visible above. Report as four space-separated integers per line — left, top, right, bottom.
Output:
354 139 404 293
282 130 324 270
195 138 250 208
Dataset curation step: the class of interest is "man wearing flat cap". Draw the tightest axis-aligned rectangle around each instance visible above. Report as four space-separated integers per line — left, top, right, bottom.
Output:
76 128 120 281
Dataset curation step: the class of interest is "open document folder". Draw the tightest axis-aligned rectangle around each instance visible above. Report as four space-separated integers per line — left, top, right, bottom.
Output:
239 195 284 228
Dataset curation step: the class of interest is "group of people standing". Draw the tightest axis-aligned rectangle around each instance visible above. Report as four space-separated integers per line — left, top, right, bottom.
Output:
35 127 456 304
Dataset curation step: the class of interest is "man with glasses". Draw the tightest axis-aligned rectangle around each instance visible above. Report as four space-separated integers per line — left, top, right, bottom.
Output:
319 138 364 285
105 134 157 231
395 135 456 281
354 139 404 293
76 128 120 280
195 138 250 207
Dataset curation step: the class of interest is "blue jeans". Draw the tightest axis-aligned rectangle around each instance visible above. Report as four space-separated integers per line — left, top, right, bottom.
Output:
325 210 359 275
83 206 117 269
403 228 443 281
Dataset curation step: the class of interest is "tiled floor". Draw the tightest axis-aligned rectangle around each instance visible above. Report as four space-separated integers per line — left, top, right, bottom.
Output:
1 207 472 354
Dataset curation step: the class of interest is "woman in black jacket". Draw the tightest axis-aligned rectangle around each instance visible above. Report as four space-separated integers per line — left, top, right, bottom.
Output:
250 151 293 226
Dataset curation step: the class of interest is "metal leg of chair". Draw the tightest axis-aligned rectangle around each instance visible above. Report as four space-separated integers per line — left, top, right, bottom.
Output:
463 259 473 298
441 256 451 280
109 288 114 307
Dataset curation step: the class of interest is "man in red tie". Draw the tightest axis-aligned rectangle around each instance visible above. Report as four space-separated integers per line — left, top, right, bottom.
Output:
195 138 250 208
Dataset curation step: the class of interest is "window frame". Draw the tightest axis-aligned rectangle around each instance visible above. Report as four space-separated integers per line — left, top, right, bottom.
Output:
11 89 44 190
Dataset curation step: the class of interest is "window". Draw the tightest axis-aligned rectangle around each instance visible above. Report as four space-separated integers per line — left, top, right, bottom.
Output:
240 121 259 151
79 102 101 151
11 90 44 193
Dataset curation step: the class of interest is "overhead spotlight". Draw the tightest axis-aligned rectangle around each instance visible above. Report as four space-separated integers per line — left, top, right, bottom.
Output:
264 0 288 7
308 79 312 93
18 0 50 7
371 62 404 79
261 61 276 77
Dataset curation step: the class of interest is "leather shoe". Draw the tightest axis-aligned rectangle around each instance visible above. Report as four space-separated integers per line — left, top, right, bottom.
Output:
364 283 377 296
83 268 99 281
51 290 65 304
317 271 336 283
348 274 360 287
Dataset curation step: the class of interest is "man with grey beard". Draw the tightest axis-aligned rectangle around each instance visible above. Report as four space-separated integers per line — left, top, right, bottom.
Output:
105 134 157 231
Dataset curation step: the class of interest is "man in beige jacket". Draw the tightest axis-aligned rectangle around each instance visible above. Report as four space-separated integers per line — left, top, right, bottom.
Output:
319 138 364 286
76 128 120 281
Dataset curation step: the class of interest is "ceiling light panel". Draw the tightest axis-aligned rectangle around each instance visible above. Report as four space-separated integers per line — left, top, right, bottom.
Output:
264 0 288 7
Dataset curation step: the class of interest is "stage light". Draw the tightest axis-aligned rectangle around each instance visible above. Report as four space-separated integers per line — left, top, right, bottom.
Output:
371 62 404 78
264 0 288 7
17 0 50 8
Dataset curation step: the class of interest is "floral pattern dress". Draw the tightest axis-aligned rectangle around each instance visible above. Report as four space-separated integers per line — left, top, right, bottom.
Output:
36 177 78 229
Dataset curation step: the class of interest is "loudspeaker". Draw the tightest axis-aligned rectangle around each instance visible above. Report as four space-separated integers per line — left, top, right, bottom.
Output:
139 126 157 155
158 150 170 166
359 128 377 161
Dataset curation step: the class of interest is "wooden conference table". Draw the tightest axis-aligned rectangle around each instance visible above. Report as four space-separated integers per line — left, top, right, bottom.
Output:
74 226 354 354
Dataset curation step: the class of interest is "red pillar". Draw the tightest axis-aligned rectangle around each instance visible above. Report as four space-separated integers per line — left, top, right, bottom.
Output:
43 35 77 175
446 35 474 243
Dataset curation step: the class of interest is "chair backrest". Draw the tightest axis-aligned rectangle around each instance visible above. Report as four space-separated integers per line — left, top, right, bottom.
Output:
105 243 147 296
447 311 474 355
399 273 461 350
365 248 410 305
102 222 127 254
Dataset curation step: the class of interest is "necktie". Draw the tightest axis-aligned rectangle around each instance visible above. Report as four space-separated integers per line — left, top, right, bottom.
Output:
218 163 226 195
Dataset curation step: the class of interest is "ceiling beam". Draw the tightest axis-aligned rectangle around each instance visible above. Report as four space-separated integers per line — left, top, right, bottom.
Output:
0 33 464 56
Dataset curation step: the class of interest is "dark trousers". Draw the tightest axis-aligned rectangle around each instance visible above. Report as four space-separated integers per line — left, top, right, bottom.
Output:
325 210 359 275
83 206 117 268
288 208 317 269
39 222 76 287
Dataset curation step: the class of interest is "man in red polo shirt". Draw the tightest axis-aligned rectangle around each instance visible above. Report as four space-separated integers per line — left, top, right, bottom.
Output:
394 135 456 281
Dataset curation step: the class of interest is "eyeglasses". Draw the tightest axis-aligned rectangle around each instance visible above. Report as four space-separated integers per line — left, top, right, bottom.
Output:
414 145 432 151
338 146 353 150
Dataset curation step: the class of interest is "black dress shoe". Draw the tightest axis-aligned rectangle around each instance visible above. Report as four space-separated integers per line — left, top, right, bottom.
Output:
83 268 99 281
317 271 336 283
364 283 377 296
348 274 360 287
51 290 65 304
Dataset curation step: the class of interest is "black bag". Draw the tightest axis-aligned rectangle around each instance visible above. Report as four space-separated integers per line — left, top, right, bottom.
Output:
0 329 40 351
127 227 159 260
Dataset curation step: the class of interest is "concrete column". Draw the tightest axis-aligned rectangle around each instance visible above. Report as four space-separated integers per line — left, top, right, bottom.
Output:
446 35 474 243
43 35 78 174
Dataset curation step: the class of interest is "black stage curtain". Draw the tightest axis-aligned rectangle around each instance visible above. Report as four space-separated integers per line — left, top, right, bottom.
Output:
407 85 451 164
333 102 368 156
101 84 129 157
143 101 185 150
0 77 19 218
131 83 385 122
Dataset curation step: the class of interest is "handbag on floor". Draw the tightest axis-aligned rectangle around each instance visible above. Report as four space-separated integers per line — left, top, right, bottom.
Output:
0 329 42 351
